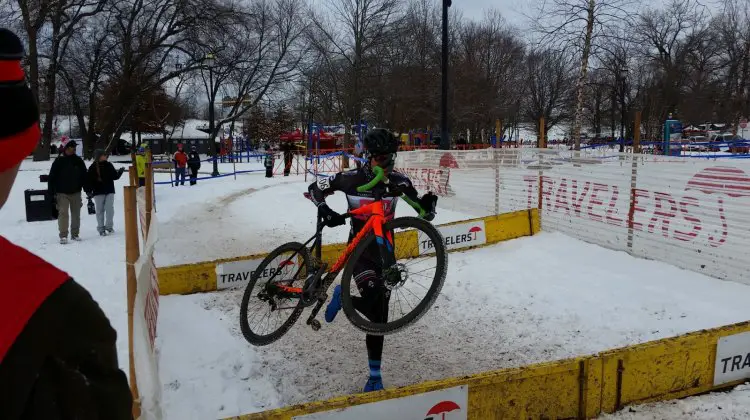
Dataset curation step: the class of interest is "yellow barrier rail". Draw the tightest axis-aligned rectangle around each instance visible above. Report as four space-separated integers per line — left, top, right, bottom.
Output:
226 321 750 420
157 209 540 296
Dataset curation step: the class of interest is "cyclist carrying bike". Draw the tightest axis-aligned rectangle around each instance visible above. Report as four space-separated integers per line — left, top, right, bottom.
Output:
307 128 437 392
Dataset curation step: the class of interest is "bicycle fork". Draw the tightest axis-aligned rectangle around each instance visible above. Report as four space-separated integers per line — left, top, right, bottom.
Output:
305 271 338 331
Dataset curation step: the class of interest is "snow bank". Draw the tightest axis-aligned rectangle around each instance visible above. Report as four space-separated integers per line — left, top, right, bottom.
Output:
602 384 750 419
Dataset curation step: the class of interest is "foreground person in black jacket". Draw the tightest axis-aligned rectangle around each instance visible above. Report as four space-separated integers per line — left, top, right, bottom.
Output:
48 140 88 244
0 28 133 420
87 149 125 236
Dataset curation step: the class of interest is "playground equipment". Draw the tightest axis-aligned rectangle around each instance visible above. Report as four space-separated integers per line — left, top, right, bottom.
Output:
663 115 683 156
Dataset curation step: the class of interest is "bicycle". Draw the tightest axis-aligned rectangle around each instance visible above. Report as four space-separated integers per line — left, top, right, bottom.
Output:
239 166 448 346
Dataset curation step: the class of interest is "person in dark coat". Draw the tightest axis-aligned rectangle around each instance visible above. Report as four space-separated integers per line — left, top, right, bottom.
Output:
48 140 88 244
86 149 125 236
280 141 293 176
0 27 133 420
187 145 201 185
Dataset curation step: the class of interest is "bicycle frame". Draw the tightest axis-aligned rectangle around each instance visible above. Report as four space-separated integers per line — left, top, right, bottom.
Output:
330 199 394 273
269 197 395 298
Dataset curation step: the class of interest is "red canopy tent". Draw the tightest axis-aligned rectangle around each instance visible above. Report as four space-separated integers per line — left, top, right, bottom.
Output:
279 129 338 150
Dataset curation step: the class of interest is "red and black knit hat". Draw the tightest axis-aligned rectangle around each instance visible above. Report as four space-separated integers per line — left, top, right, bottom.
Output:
0 28 40 172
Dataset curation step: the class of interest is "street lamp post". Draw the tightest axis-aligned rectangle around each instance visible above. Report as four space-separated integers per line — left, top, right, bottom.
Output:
440 0 452 150
619 67 628 152
205 53 220 177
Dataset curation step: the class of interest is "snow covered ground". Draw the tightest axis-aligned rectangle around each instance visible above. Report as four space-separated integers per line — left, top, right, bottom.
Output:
3 158 750 420
604 384 750 419
158 231 750 419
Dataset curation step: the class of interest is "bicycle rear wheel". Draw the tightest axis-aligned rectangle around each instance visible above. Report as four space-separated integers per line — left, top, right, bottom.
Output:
239 242 311 346
340 216 447 335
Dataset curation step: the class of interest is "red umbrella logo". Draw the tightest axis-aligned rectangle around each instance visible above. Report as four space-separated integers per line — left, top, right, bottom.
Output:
685 166 750 197
425 400 461 420
278 260 295 268
684 166 750 247
440 153 459 169
469 226 482 240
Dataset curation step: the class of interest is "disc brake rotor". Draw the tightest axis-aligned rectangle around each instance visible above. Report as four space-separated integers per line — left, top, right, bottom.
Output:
383 263 408 291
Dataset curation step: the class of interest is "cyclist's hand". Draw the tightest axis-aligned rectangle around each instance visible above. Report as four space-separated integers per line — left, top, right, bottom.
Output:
419 192 438 221
319 204 347 227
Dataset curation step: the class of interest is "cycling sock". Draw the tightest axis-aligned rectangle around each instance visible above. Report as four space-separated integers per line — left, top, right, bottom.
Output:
368 359 381 379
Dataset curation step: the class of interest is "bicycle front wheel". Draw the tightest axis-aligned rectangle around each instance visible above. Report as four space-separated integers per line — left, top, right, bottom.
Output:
239 242 311 346
340 216 447 335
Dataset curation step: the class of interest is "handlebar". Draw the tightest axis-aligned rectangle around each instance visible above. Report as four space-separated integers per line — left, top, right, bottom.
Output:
353 165 427 218
356 165 386 193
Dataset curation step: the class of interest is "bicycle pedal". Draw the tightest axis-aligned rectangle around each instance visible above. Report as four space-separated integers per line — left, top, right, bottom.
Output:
309 319 321 331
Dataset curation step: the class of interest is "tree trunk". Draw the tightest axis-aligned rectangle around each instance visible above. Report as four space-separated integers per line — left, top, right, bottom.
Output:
26 32 40 105
84 93 99 159
34 16 63 161
573 0 596 151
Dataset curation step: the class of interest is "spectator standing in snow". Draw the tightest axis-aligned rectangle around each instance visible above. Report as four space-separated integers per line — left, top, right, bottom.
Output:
48 140 87 244
86 149 125 236
173 143 188 186
0 27 133 419
135 145 147 187
187 145 201 185
280 141 294 176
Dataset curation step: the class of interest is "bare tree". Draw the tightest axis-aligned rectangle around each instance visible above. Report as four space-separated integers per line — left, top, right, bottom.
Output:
202 0 307 144
522 49 575 139
310 0 401 150
634 0 708 134
94 0 235 152
57 14 118 158
531 0 639 150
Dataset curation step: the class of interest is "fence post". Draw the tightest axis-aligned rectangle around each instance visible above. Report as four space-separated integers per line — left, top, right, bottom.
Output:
494 147 500 215
144 163 153 236
129 165 137 187
538 117 546 149
124 185 141 419
633 111 642 154
626 126 640 253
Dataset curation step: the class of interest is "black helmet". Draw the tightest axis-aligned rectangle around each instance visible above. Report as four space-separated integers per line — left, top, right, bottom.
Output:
363 128 398 155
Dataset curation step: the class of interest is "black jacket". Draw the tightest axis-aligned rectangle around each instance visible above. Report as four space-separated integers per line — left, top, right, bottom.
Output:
87 161 124 196
48 154 88 195
187 152 201 170
0 238 133 420
308 167 424 268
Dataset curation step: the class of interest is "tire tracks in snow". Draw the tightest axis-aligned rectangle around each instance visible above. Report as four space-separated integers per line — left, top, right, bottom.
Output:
157 180 299 266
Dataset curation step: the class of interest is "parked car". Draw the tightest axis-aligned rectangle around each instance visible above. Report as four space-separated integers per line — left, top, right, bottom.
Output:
710 134 747 153
686 136 709 152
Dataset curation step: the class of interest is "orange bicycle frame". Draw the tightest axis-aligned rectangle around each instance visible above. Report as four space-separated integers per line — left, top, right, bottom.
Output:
329 200 394 273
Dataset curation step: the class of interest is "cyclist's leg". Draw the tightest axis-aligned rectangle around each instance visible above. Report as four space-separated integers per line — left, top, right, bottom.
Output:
351 259 390 391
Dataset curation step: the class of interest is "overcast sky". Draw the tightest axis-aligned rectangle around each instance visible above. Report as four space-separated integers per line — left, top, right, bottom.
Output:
449 0 719 29
452 0 531 26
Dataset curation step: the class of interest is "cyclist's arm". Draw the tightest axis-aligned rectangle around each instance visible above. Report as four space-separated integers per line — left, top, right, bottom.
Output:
394 173 437 220
307 173 347 207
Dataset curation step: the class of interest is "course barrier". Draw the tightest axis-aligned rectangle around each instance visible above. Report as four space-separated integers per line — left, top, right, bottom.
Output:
156 209 540 295
227 320 750 419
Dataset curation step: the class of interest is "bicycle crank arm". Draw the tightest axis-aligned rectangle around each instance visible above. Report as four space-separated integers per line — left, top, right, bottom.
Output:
306 297 326 331
306 272 337 331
